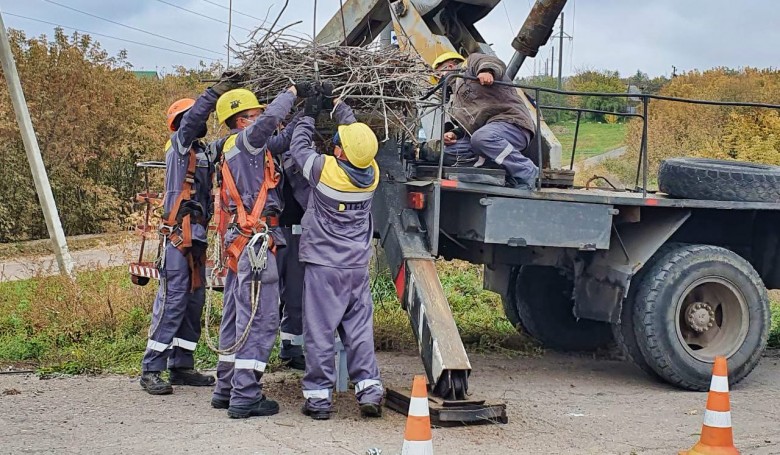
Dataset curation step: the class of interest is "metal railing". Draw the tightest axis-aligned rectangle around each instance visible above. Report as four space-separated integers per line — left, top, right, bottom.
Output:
436 74 780 196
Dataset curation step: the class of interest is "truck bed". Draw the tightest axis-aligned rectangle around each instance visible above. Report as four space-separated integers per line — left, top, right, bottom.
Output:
438 180 780 211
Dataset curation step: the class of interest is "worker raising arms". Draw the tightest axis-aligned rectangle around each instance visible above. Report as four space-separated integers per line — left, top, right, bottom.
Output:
209 82 312 419
140 74 241 395
290 85 384 420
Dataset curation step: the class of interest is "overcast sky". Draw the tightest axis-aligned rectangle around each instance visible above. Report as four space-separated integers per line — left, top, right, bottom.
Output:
1 0 778 78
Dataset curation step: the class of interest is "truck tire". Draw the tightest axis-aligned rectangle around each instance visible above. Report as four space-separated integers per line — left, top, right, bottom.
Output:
507 265 613 351
613 243 683 380
658 157 780 202
632 244 770 391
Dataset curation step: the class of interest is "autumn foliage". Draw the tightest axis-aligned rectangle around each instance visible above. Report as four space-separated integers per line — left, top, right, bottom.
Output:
618 68 780 185
0 28 212 242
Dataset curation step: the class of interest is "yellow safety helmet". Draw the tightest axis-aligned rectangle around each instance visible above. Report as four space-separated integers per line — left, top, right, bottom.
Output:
336 123 379 169
432 51 465 70
216 88 265 125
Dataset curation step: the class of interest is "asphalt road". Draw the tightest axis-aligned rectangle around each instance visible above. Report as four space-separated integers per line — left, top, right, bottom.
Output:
1 351 778 454
0 241 141 282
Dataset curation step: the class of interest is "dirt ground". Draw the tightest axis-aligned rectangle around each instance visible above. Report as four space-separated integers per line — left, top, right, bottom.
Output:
1 351 778 455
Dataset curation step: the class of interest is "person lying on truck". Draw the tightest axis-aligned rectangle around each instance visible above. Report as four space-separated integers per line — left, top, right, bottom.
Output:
208 82 312 419
289 84 384 421
433 52 540 190
139 73 241 396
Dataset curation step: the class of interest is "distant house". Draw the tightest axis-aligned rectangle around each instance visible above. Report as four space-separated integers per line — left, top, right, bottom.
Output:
132 70 159 80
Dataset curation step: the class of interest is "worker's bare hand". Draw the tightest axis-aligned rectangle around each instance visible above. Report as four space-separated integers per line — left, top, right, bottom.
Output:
444 131 458 146
477 72 494 86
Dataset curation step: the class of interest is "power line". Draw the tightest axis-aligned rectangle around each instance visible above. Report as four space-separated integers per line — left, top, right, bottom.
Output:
152 0 253 33
502 1 516 35
4 12 221 61
199 0 265 23
40 0 224 57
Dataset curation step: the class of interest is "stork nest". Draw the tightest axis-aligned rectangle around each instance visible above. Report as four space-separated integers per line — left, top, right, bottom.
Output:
231 26 436 139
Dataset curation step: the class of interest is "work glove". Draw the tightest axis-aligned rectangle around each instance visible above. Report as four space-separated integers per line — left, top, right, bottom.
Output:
210 71 243 96
294 81 319 98
303 94 323 119
321 81 336 111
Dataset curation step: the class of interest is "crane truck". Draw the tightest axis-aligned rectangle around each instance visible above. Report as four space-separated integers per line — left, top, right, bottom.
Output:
314 0 780 423
129 0 780 425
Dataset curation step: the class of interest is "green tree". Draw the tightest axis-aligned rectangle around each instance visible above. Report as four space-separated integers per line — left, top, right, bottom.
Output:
566 70 627 121
629 70 670 95
517 74 571 123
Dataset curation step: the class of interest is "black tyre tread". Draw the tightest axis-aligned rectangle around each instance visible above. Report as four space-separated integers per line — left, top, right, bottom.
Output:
634 244 770 391
612 243 685 378
658 157 780 202
513 266 613 352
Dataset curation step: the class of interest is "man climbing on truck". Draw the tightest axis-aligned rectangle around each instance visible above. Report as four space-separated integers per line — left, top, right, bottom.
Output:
433 52 540 190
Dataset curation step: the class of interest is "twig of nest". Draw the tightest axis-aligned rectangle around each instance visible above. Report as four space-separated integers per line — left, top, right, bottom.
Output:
231 26 436 140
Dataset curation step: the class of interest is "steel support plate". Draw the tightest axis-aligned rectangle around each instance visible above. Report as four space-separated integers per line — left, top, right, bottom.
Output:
385 387 507 426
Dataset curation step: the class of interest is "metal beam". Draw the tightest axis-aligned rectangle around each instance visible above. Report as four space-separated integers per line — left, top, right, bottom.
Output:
316 0 391 46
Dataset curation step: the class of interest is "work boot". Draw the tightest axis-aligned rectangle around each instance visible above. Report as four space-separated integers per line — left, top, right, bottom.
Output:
169 368 216 387
359 402 383 418
301 402 332 421
211 396 229 410
227 396 280 419
140 371 173 395
281 354 306 371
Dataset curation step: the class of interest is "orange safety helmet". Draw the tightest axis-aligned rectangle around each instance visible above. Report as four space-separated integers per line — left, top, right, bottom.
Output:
166 98 196 132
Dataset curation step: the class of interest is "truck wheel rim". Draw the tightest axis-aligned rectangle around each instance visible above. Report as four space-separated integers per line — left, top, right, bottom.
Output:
674 276 749 362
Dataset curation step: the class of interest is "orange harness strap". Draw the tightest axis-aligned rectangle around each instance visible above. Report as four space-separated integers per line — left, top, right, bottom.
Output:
162 149 197 252
220 149 280 273
160 149 204 291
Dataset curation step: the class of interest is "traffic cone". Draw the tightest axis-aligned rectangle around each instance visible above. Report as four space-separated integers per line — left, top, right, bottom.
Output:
679 356 739 455
401 375 433 455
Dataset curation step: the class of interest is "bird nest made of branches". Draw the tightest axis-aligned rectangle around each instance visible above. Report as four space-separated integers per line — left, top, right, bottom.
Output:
232 27 435 140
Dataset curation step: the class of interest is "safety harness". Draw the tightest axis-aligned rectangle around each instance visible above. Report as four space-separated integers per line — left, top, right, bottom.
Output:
157 147 206 291
219 148 280 272
203 144 280 356
149 144 208 340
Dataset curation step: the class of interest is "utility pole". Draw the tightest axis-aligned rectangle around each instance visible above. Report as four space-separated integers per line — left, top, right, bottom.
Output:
557 12 564 90
0 9 74 278
550 46 555 77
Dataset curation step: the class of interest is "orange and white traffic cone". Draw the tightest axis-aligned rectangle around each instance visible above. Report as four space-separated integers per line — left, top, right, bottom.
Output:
401 375 433 455
679 356 739 455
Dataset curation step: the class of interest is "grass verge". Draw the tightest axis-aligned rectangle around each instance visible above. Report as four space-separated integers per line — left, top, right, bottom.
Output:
0 259 530 376
551 121 627 163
